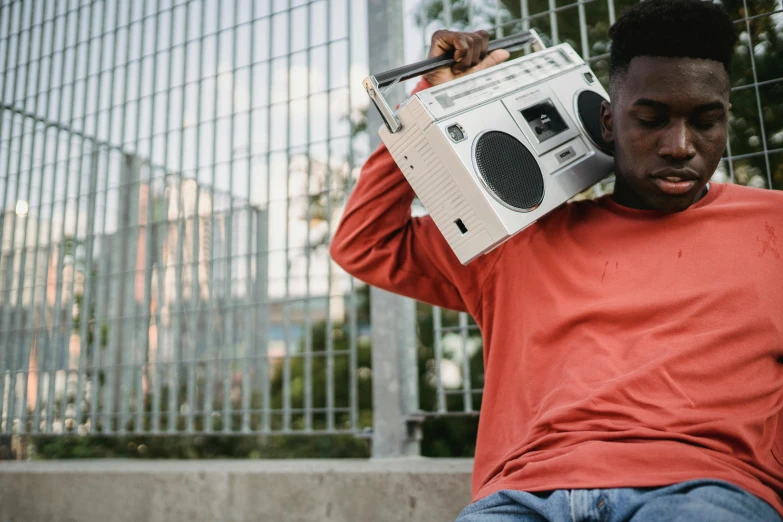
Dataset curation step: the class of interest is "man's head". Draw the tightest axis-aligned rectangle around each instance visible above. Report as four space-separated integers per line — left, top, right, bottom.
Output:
600 0 738 212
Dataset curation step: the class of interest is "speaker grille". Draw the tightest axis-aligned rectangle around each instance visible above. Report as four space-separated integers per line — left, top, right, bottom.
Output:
474 131 544 211
577 90 614 155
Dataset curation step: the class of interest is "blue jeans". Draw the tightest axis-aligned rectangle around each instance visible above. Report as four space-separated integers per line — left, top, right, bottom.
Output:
456 479 783 522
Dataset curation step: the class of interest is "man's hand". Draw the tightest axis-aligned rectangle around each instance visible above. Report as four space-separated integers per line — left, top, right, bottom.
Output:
422 30 511 87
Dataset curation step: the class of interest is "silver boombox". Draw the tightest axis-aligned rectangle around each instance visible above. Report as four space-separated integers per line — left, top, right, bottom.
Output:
364 31 614 264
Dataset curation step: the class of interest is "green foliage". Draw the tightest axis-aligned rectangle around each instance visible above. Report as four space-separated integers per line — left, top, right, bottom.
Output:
415 302 484 457
2 434 369 460
723 1 783 188
267 318 374 433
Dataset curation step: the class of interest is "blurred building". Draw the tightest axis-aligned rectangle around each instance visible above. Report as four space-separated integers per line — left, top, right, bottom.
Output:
0 0 363 437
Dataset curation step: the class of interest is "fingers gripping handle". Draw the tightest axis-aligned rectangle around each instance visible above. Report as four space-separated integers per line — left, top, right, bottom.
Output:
375 30 544 88
364 30 546 134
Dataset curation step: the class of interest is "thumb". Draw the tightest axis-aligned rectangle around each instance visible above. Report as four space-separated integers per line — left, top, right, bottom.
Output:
468 49 511 73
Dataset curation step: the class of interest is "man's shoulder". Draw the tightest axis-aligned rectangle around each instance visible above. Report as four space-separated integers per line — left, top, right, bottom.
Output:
720 182 782 197
511 197 601 241
717 182 783 211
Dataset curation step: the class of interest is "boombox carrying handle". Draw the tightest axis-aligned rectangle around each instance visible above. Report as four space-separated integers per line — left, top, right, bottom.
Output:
364 29 546 134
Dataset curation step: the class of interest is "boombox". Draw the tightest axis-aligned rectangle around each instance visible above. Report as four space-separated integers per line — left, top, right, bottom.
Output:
364 31 614 264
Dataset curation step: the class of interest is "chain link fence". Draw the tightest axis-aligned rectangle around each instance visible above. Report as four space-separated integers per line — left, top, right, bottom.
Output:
1 0 781 457
0 0 368 438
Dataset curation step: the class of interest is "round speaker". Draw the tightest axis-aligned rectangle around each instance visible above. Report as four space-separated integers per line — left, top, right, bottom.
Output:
576 90 614 156
474 131 545 211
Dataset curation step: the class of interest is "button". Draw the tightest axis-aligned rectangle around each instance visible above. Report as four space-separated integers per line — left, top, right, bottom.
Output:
583 72 595 84
540 139 587 174
447 123 466 142
556 146 576 164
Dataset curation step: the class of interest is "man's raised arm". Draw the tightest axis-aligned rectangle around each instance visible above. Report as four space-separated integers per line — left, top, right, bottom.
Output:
329 30 510 314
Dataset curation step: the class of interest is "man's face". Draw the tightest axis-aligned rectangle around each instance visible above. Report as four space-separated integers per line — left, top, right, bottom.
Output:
600 56 731 212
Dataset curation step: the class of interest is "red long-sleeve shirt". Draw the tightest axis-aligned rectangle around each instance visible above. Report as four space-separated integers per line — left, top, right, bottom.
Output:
330 80 783 517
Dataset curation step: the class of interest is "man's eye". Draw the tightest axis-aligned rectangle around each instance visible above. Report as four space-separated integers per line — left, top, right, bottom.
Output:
692 119 719 130
637 118 663 128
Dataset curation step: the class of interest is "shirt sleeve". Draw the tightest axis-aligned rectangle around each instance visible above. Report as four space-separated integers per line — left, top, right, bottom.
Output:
329 79 502 315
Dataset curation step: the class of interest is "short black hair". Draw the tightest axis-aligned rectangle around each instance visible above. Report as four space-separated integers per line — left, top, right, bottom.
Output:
609 0 738 81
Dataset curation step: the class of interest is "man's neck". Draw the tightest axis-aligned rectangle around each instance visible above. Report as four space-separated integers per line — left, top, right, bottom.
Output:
611 176 650 210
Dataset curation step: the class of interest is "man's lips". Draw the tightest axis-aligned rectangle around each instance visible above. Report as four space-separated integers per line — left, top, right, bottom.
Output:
649 169 700 196
650 168 700 182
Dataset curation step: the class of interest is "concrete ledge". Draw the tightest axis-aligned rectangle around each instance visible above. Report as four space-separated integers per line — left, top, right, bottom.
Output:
0 458 473 522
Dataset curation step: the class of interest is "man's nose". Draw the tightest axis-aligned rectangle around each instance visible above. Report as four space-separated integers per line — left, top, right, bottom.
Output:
659 121 696 161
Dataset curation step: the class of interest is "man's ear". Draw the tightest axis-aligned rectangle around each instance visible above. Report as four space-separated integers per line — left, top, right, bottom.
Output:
600 100 614 145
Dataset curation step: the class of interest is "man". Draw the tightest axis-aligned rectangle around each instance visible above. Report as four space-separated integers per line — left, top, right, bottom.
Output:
330 0 783 520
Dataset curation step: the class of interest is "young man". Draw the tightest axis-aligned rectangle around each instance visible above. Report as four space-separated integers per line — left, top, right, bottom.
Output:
330 0 783 520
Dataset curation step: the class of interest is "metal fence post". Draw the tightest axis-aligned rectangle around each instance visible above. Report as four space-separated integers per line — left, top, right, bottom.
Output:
367 0 422 458
105 154 140 433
